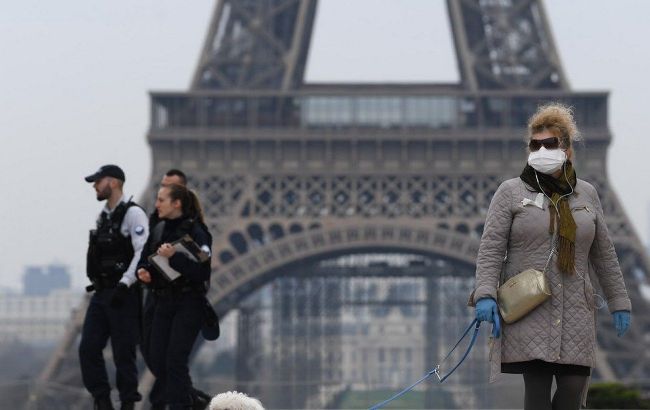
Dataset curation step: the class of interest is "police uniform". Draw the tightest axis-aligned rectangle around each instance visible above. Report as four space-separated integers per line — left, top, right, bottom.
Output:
140 210 162 370
79 188 149 408
143 208 215 410
138 215 212 410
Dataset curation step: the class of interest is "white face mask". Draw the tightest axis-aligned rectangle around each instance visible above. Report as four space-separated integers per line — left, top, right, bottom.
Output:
527 147 567 174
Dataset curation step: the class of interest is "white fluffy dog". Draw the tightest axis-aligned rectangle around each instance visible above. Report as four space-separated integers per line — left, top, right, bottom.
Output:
209 391 265 410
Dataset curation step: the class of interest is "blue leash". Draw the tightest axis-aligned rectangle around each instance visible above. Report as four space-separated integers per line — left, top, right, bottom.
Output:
368 319 481 410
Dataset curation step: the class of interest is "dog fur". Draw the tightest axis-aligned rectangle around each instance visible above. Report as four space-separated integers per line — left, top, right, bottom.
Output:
209 391 264 410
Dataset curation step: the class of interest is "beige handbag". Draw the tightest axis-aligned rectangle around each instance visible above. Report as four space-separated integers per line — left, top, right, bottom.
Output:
497 242 554 324
497 268 551 324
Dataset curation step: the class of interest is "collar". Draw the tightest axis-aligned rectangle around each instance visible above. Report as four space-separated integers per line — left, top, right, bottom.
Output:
103 194 127 215
162 215 191 227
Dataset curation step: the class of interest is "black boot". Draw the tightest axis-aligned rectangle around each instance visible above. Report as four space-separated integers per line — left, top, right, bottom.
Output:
192 400 208 410
150 404 166 410
94 396 115 410
192 388 211 403
120 402 135 410
191 388 211 410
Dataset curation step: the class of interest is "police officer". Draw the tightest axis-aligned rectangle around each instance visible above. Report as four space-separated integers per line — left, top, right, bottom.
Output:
141 169 187 366
79 165 149 410
142 169 212 410
137 183 212 410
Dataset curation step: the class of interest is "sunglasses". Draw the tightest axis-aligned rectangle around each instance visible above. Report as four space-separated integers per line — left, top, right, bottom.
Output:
528 136 560 151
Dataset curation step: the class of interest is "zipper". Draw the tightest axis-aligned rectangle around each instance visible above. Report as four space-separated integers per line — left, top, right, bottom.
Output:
572 205 593 214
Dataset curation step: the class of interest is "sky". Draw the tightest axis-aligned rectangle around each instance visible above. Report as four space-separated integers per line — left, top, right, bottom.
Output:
1 0 650 291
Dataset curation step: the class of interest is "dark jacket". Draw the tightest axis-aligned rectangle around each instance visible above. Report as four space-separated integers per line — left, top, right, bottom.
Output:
137 215 212 291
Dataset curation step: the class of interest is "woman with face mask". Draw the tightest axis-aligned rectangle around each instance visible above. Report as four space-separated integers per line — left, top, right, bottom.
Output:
470 103 631 410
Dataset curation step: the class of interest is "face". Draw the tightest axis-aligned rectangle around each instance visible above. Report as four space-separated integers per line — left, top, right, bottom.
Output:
529 130 560 151
93 177 112 201
161 174 184 188
530 129 573 160
155 187 181 219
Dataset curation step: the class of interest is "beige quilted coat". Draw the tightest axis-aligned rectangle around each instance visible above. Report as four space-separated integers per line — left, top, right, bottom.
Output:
471 177 631 384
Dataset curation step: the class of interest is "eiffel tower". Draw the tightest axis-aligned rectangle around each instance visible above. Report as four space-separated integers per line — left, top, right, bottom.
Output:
28 1 650 409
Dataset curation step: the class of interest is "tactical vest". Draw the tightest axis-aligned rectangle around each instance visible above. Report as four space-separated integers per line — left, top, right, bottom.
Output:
86 201 139 288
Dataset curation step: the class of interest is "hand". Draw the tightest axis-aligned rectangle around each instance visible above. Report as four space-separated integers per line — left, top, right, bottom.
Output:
612 310 631 337
137 268 151 283
110 283 129 308
157 243 176 258
475 298 501 338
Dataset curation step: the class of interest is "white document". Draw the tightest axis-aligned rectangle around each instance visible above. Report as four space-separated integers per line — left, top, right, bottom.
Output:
148 235 209 282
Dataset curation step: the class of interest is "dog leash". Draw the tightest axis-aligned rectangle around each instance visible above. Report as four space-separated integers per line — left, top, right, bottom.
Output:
368 319 481 410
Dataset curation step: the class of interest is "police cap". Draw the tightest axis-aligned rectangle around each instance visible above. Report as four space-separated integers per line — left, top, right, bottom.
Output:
85 164 125 183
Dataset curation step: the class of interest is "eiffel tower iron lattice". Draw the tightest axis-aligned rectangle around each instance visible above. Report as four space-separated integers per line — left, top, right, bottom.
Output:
28 1 650 409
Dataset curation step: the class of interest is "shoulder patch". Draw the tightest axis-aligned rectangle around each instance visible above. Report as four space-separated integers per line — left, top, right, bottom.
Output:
200 244 212 257
135 225 145 236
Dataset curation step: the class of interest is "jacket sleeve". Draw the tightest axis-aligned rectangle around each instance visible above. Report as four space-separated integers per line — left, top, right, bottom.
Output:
137 228 153 271
471 180 514 304
168 225 212 285
120 206 150 287
587 185 632 313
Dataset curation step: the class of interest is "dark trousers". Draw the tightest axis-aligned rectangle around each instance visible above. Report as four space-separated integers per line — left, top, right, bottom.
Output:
141 290 167 406
143 292 208 408
149 292 204 409
523 372 588 410
79 288 141 403
140 290 155 368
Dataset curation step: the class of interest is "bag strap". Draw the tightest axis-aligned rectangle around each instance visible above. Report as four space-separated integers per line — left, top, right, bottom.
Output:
499 234 557 288
542 238 557 274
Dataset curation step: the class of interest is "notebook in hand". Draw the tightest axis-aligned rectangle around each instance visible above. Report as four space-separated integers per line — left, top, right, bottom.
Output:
148 235 210 281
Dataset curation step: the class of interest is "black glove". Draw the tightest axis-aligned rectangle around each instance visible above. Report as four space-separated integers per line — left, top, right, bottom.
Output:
110 283 129 308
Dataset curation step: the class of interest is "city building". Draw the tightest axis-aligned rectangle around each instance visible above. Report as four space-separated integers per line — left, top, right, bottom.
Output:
0 288 83 346
0 265 82 346
23 264 71 296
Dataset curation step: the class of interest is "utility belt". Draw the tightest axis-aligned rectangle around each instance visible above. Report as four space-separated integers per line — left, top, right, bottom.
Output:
86 275 121 292
151 285 204 298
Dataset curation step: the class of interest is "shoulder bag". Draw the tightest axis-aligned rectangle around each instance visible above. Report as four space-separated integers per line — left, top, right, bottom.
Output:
496 240 554 324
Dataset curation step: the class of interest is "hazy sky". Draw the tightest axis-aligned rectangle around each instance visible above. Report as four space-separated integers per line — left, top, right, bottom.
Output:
2 1 650 291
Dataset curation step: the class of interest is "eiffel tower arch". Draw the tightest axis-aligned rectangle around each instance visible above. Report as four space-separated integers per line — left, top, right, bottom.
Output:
29 1 650 409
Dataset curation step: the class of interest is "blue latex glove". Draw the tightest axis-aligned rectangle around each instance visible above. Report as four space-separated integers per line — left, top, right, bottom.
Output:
475 298 501 338
612 310 631 337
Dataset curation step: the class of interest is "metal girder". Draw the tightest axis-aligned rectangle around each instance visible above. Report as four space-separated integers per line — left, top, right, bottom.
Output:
447 0 569 90
191 0 317 90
